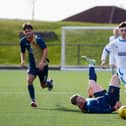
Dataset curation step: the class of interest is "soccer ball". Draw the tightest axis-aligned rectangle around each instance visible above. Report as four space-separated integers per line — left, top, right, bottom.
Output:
118 105 126 119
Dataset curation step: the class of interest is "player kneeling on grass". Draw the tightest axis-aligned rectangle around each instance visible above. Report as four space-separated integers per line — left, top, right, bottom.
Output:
70 56 121 113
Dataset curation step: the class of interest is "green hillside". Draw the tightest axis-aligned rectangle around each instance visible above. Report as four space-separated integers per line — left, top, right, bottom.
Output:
0 19 117 65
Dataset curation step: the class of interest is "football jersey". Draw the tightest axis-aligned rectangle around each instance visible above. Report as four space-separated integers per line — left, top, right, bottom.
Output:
20 35 47 68
109 35 119 42
101 37 126 70
82 97 114 113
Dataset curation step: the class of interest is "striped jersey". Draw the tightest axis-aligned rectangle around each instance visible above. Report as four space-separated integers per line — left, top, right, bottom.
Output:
101 37 126 70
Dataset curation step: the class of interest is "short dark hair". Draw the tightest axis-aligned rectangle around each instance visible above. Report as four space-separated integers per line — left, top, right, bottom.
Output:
22 23 33 30
118 21 126 28
70 95 78 105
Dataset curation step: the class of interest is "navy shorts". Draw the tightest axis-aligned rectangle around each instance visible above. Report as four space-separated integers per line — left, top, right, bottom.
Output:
27 65 48 83
105 86 120 107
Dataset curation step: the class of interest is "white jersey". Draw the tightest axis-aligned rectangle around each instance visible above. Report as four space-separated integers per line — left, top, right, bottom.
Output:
102 37 126 69
101 36 118 66
102 37 126 84
109 36 118 42
109 36 119 65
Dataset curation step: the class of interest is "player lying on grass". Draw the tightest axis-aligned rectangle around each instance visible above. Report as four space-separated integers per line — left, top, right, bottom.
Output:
70 56 121 113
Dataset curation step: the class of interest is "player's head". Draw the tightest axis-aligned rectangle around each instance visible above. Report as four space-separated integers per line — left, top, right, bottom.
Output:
118 21 126 38
22 22 33 30
22 23 34 42
118 21 126 28
70 94 86 109
113 27 120 37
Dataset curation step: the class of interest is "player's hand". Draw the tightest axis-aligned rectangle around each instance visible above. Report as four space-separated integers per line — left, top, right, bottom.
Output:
101 60 107 69
39 62 45 70
113 101 122 110
21 61 27 68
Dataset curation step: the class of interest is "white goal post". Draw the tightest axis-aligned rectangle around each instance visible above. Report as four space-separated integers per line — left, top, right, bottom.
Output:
61 26 115 71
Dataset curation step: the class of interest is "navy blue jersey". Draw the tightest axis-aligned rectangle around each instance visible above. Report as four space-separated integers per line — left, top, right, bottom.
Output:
81 86 119 113
83 96 114 113
20 35 47 69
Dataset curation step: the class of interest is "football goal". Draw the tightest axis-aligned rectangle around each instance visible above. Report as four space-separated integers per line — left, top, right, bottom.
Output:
61 26 115 70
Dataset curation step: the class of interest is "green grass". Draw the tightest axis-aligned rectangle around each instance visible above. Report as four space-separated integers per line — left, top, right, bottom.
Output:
0 70 126 126
0 19 117 65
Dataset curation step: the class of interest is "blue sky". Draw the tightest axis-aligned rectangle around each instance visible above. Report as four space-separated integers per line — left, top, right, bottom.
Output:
0 0 126 21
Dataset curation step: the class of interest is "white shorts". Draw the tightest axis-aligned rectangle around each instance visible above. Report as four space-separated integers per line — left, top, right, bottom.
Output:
117 68 126 85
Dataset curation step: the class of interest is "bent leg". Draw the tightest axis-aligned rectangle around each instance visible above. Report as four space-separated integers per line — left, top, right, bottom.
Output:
88 66 105 97
109 74 120 87
39 65 53 91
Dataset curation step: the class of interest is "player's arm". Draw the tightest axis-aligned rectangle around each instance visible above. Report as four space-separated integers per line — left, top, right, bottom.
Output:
101 42 113 68
39 47 48 70
20 41 26 67
20 52 26 67
101 48 109 68
37 37 48 70
113 101 122 110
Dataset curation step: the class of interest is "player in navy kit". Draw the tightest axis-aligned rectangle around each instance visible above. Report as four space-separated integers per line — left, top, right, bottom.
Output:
70 56 121 113
20 23 53 107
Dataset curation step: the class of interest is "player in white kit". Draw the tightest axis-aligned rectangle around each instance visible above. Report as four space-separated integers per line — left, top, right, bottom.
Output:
101 21 126 88
101 28 120 74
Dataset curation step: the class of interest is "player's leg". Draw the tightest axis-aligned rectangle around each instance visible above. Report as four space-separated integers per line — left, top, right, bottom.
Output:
117 68 126 92
38 65 53 91
106 74 120 107
88 64 106 97
81 56 106 97
27 72 37 107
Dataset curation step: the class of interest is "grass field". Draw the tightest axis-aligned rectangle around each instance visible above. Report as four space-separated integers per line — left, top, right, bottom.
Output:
0 70 126 126
0 19 117 65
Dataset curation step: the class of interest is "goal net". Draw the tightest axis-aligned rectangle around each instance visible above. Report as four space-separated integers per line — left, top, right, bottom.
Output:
61 26 115 70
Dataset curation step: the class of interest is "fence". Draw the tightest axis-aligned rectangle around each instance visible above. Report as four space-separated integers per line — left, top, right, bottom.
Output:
0 43 106 70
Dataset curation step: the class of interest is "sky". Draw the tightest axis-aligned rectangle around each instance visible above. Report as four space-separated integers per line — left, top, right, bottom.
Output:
0 0 126 21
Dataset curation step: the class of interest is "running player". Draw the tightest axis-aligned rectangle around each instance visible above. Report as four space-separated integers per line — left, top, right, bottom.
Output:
101 27 120 74
101 21 126 89
20 23 53 107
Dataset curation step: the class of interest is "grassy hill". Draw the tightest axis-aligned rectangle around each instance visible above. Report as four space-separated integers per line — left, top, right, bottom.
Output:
0 19 117 65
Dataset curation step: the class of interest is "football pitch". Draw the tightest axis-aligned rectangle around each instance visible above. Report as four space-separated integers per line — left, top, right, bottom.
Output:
0 70 126 126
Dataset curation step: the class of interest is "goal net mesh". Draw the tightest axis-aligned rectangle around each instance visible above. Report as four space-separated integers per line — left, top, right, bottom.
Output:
61 26 114 70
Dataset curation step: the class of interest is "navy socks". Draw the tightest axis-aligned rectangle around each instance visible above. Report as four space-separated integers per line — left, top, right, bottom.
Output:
89 66 97 82
28 84 35 102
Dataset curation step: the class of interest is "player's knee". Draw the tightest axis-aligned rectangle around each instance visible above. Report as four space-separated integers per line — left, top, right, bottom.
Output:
110 74 120 86
27 78 33 84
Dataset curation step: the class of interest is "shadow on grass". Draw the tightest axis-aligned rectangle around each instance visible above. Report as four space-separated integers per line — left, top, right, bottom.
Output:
36 106 80 113
36 106 118 115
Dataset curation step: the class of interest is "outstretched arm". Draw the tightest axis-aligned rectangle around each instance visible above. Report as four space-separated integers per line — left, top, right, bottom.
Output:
101 47 109 68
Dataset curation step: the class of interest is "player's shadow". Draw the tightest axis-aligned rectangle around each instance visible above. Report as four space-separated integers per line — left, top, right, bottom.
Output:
36 106 118 114
36 106 80 113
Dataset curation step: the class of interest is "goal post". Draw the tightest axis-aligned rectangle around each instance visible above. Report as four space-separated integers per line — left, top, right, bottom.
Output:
61 26 115 70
